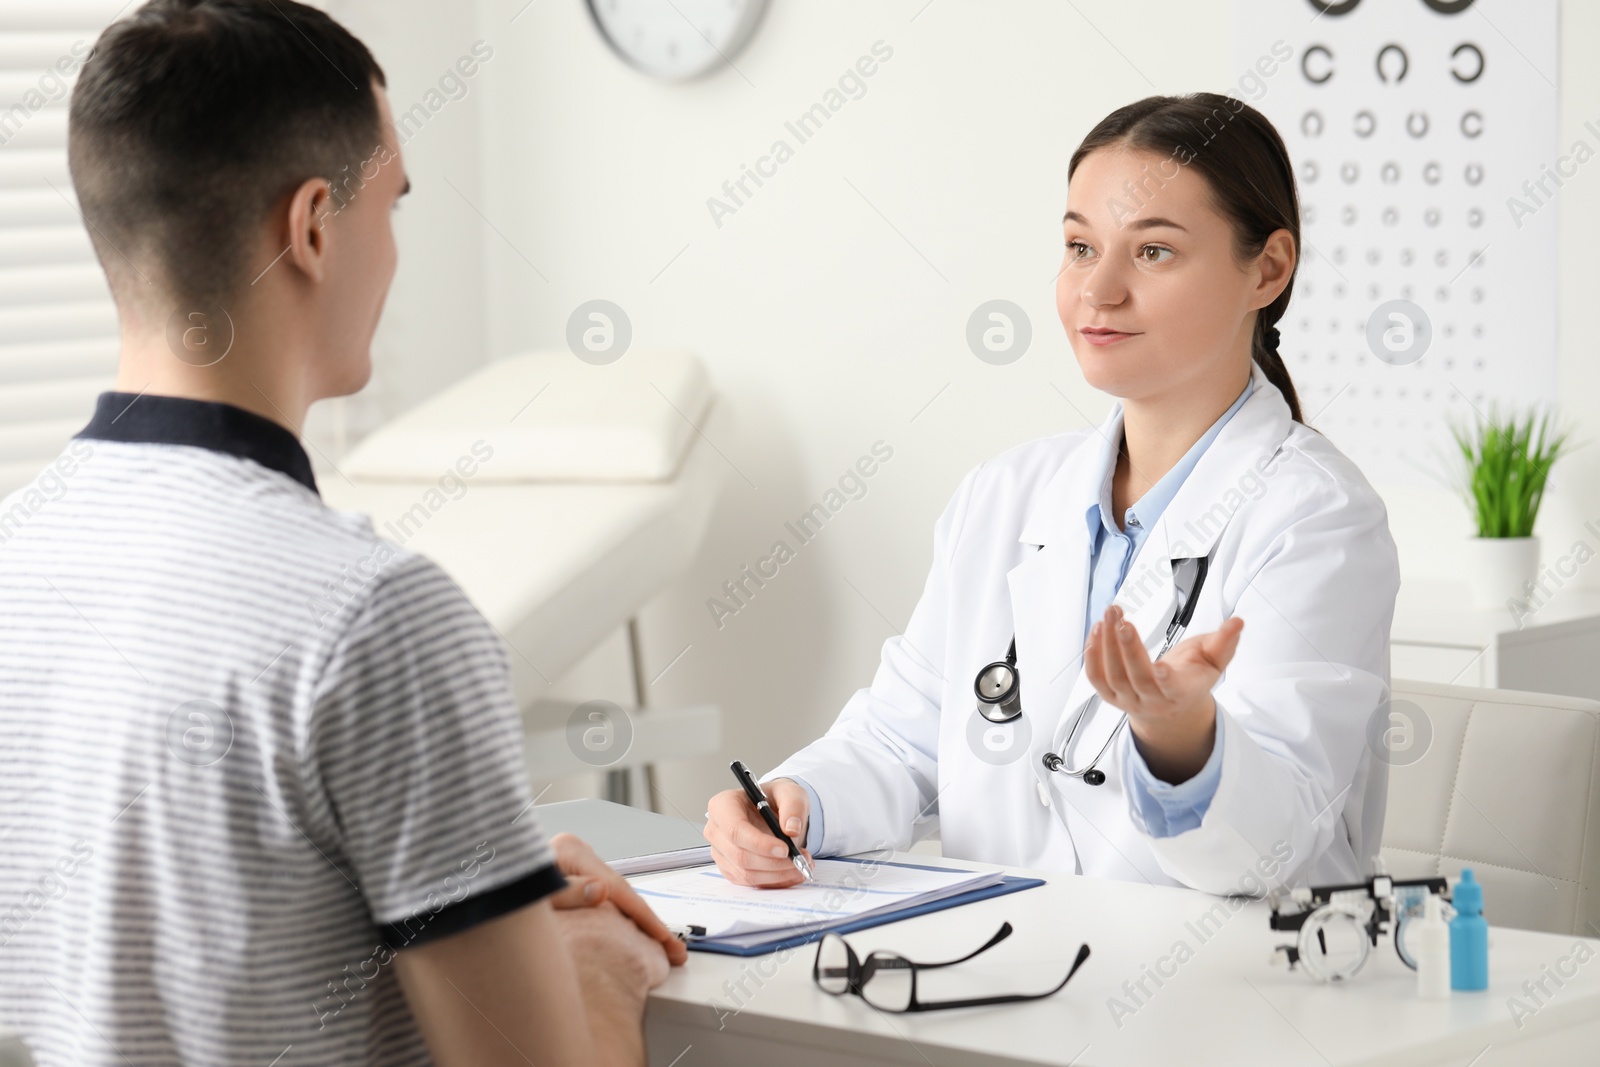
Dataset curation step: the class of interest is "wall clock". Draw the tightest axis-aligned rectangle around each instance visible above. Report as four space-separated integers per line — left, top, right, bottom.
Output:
586 0 769 80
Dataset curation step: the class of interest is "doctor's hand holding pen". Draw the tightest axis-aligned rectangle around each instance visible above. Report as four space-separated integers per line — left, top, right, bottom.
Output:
703 773 814 889
1087 602 1246 785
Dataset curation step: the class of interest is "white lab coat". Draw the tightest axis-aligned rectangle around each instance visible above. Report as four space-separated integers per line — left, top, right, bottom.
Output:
767 362 1401 895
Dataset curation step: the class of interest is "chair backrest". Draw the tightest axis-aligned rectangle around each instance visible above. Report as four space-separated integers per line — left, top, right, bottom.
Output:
1383 678 1600 936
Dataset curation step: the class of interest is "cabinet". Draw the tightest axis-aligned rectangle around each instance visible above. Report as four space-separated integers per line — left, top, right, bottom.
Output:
1391 579 1600 700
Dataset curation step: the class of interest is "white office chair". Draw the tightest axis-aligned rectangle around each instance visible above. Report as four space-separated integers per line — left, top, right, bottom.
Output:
1381 677 1600 936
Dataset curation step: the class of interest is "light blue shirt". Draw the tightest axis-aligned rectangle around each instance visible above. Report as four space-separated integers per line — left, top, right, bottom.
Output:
1094 377 1253 837
783 377 1255 854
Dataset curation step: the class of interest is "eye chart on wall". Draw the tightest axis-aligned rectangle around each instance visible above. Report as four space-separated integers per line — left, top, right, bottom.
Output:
1234 0 1559 487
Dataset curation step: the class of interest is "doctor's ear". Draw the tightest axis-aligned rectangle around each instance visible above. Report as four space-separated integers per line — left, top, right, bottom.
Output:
1249 229 1296 308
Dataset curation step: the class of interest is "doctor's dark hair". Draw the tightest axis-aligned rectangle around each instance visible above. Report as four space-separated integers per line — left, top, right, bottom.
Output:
68 0 386 309
1068 92 1308 426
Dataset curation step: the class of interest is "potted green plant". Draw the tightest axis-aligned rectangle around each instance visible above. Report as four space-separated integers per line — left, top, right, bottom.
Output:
1446 407 1572 609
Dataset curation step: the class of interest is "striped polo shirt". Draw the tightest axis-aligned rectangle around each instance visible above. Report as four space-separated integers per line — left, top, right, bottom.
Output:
0 393 564 1067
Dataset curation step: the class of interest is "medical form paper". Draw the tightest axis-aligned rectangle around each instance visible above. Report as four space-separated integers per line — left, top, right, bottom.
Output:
629 857 1004 941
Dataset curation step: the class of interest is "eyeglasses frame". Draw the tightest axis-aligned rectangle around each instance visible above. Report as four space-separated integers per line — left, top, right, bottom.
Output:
811 921 1092 1013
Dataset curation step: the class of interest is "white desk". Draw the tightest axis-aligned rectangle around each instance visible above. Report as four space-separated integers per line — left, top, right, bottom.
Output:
644 854 1600 1066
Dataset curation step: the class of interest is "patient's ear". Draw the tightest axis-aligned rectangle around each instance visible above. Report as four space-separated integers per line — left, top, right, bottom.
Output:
281 176 334 285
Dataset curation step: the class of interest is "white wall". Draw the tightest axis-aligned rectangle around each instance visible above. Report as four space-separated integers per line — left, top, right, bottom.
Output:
313 0 494 451
338 0 1600 819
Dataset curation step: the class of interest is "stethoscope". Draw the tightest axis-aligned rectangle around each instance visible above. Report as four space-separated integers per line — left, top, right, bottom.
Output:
973 553 1211 786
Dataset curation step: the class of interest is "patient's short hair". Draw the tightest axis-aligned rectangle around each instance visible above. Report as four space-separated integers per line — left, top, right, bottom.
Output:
68 0 386 310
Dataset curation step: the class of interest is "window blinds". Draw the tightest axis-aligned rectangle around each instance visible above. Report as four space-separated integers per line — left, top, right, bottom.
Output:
0 3 124 494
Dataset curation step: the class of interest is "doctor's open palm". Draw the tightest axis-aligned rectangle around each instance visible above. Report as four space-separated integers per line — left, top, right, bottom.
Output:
1087 603 1247 785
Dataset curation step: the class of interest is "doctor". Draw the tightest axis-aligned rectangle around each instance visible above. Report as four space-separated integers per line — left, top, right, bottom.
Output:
704 92 1401 897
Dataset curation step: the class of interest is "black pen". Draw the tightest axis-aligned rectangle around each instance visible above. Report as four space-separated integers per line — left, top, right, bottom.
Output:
729 759 815 882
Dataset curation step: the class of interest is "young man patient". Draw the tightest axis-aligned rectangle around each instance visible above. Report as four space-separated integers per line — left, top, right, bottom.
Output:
0 2 685 1064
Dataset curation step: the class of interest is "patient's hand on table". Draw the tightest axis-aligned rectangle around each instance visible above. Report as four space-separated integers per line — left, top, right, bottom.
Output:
554 899 672 1064
548 831 688 965
557 900 672 995
703 777 813 888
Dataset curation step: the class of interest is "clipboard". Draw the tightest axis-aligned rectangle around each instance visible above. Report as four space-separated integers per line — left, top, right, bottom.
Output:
683 858 1046 957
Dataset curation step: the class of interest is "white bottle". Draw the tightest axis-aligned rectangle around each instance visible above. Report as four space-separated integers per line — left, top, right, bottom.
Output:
1415 893 1452 1000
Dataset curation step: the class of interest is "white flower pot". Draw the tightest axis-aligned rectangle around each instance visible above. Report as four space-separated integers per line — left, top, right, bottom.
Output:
1465 536 1539 609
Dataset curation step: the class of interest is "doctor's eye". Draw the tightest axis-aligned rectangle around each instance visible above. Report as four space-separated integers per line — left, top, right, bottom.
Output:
1139 244 1175 264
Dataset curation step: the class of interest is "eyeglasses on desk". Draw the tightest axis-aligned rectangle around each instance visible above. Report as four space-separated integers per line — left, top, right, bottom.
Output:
812 921 1091 1013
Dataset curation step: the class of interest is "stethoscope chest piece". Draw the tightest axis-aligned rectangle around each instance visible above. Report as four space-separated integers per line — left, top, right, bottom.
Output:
974 639 1022 724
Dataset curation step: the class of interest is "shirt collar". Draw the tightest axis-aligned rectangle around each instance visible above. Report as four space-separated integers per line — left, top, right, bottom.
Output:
1085 376 1255 540
76 392 319 496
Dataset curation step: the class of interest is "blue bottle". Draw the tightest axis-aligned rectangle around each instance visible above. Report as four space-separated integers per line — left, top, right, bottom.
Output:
1450 868 1489 991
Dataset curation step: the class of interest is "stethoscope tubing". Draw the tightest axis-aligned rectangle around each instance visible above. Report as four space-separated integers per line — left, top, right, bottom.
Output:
1042 623 1184 779
975 555 1211 784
